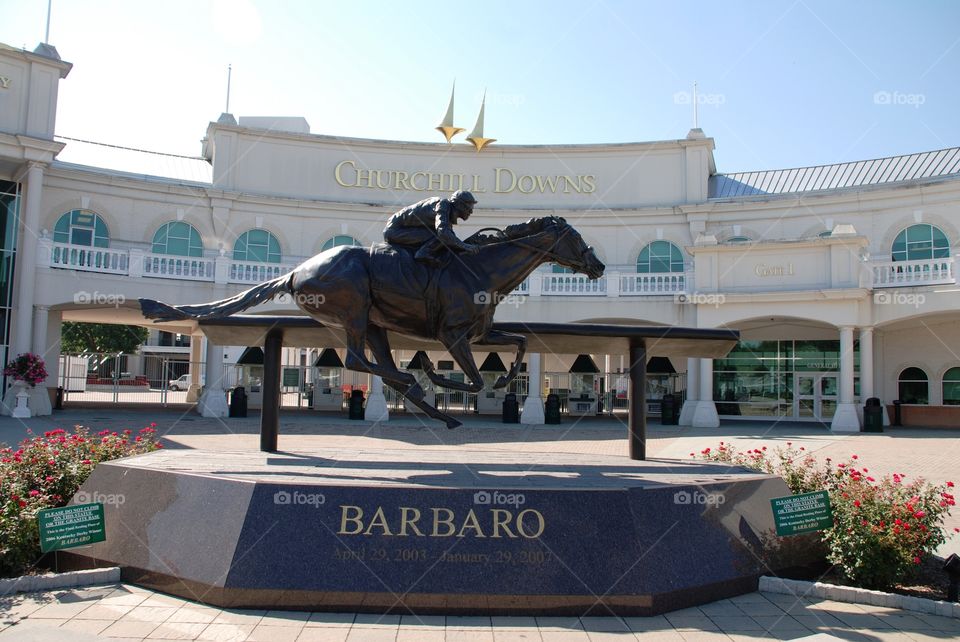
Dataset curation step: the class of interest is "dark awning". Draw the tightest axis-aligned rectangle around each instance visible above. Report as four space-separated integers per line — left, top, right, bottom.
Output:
569 354 600 373
647 356 676 374
313 348 344 368
478 353 507 373
236 347 264 365
406 351 430 370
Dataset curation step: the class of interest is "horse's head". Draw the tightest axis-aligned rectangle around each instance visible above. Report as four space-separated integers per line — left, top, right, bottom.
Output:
541 217 605 279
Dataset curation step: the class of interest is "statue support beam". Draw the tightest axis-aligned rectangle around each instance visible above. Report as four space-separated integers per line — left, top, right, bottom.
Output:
261 328 283 453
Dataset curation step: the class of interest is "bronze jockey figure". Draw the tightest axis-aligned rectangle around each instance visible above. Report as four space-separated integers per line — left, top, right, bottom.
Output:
383 190 480 266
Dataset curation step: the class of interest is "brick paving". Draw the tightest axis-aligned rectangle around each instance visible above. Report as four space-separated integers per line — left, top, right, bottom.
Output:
1 409 958 640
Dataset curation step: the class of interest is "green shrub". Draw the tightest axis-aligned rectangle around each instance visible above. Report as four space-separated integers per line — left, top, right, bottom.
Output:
693 442 957 590
0 425 161 577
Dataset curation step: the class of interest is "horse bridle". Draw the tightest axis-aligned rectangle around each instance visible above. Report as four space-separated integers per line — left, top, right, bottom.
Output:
472 225 594 271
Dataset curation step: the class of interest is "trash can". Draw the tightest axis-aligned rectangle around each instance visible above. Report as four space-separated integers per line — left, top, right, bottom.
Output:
892 399 902 426
502 393 519 424
660 393 679 425
348 389 365 420
545 393 561 424
229 386 248 418
863 397 883 432
54 386 64 410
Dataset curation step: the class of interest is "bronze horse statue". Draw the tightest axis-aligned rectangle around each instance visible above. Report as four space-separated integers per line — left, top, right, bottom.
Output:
140 216 604 428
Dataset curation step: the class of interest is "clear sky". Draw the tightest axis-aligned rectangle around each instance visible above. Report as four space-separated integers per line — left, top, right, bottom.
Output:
2 0 959 174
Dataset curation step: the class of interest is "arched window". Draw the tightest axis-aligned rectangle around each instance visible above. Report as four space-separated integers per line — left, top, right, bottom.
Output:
152 222 203 257
942 368 960 405
54 210 109 247
892 224 949 262
234 229 281 263
898 367 928 405
637 241 684 273
321 235 361 251
551 264 573 273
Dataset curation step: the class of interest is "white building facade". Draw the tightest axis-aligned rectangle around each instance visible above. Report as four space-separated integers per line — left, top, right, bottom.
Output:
3 42 960 430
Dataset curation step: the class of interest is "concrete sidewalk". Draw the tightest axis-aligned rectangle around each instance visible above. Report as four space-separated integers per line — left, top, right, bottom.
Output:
1 409 958 641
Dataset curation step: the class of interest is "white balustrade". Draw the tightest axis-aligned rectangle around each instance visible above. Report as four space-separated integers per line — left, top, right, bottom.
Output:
228 259 296 284
619 272 687 295
49 243 129 275
540 273 606 295
142 252 215 281
871 256 955 288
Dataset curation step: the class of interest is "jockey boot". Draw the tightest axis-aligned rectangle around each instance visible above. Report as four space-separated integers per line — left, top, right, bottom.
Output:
414 239 443 266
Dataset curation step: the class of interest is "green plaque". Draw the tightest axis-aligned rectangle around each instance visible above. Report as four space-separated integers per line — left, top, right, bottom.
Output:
38 502 106 553
283 368 301 387
770 490 833 536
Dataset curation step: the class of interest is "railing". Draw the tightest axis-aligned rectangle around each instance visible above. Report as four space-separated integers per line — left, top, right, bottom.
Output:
47 239 958 299
871 256 955 288
540 273 606 295
228 259 296 284
50 243 129 275
620 272 687 295
142 253 215 281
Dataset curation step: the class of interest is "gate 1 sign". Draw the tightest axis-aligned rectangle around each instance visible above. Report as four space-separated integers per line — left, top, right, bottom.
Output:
770 490 833 536
38 503 106 553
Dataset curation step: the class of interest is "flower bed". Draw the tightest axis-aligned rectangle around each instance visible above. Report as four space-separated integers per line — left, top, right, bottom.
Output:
0 425 161 577
692 442 957 592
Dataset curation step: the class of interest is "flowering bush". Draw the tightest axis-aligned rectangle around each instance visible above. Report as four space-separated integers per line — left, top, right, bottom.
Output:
3 353 48 387
693 442 956 591
0 425 161 577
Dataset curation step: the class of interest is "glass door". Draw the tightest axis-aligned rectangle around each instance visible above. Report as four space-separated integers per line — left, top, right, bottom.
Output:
794 372 838 421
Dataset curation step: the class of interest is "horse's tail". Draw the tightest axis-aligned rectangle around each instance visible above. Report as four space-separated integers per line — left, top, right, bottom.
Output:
139 273 292 322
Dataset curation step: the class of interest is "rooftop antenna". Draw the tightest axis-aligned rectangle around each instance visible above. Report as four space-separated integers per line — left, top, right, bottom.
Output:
44 0 52 43
225 64 233 113
693 81 699 129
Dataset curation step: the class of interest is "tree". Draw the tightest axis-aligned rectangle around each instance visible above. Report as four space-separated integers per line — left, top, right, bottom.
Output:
61 322 149 354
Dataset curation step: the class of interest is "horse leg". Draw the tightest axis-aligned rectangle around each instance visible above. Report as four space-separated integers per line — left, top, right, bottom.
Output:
438 329 486 394
339 317 417 391
415 352 487 393
476 330 527 389
365 324 462 429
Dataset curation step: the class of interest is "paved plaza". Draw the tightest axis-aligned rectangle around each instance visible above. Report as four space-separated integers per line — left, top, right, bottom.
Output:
0 409 958 641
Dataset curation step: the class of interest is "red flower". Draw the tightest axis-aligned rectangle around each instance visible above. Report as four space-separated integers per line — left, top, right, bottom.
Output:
913 556 921 564
28 489 39 497
948 481 955 488
854 500 861 507
851 454 858 460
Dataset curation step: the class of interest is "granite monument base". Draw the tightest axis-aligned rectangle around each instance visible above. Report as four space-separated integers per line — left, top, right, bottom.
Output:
62 447 795 616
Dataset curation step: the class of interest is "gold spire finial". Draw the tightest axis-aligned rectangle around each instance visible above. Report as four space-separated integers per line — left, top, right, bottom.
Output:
435 81 465 143
466 91 495 152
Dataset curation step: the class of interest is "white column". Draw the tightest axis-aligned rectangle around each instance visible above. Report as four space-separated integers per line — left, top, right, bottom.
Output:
364 375 389 421
198 337 228 417
12 163 44 357
521 353 545 424
25 305 52 415
678 357 700 426
187 335 203 402
32 306 49 357
860 328 874 400
692 358 719 428
831 326 860 432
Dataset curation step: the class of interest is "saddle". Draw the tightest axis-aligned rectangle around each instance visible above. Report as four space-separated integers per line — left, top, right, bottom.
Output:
369 243 445 334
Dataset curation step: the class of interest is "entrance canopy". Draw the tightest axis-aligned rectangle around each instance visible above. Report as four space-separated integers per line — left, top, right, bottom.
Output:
197 316 739 359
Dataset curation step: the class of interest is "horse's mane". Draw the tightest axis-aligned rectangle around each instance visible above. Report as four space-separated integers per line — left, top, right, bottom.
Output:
466 216 567 246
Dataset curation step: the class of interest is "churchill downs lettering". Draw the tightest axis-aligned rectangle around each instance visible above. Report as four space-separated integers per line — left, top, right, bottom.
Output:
337 505 545 539
334 160 596 195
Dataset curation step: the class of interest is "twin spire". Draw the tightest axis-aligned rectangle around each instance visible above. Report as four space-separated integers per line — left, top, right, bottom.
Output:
435 82 496 151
